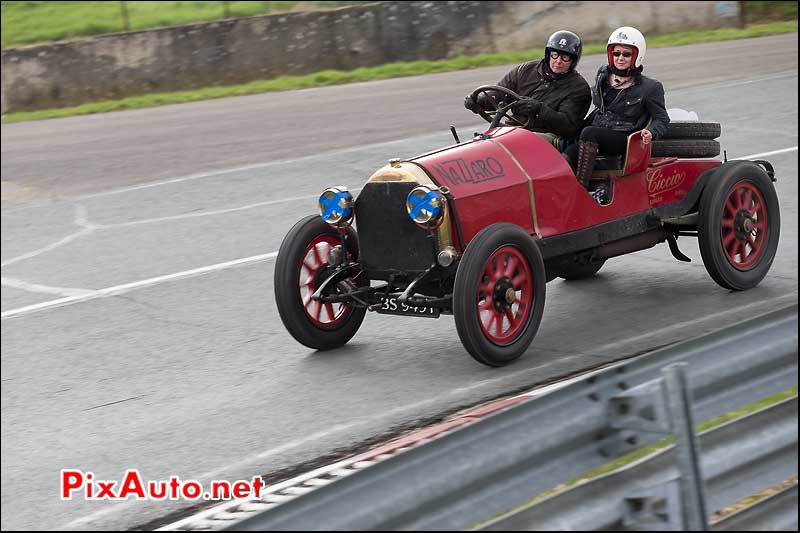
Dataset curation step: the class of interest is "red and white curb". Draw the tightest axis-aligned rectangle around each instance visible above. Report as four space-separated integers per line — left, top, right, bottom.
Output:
158 365 615 531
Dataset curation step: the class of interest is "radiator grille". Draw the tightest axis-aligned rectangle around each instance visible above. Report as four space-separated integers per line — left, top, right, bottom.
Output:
355 182 437 277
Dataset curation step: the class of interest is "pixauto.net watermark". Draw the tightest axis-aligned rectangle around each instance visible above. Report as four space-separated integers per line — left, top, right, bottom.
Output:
61 469 265 501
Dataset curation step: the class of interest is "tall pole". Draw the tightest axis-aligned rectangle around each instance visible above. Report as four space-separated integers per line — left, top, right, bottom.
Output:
120 1 130 31
738 1 747 29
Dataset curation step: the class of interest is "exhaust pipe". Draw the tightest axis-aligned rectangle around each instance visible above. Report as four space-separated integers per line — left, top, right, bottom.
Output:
595 229 666 260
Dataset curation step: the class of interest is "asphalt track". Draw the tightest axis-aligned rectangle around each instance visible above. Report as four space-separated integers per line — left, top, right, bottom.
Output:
1 34 797 530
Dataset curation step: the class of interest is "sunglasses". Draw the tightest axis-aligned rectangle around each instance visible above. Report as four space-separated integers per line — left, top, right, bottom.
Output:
612 51 633 58
549 51 573 63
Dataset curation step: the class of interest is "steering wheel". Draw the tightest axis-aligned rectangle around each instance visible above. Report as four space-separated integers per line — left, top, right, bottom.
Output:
470 85 530 129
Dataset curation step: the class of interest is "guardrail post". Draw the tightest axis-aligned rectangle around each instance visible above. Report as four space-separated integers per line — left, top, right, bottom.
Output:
622 479 683 531
610 377 683 530
663 363 709 531
609 364 711 531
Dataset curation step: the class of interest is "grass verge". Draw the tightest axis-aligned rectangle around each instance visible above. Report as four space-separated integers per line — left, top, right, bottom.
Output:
0 1 368 48
2 21 797 124
2 1 794 49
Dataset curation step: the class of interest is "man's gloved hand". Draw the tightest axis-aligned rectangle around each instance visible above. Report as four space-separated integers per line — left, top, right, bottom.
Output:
464 93 488 114
464 93 494 113
511 97 542 117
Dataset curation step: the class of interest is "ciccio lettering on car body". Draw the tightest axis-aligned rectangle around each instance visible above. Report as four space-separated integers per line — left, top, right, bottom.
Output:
647 167 686 194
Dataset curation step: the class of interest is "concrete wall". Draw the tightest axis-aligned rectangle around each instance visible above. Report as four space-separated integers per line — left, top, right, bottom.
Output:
1 1 740 113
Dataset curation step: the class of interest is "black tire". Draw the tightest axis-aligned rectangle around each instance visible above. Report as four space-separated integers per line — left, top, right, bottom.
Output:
274 215 366 350
662 121 721 139
453 224 546 367
651 139 720 158
698 162 780 290
559 259 606 281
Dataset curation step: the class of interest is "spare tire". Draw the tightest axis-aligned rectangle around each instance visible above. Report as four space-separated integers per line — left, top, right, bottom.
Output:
651 139 720 158
663 121 721 139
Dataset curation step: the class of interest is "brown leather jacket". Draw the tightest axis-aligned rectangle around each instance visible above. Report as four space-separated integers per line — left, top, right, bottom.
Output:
496 60 591 139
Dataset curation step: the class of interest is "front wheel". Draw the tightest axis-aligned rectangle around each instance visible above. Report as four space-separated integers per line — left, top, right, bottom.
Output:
698 162 780 290
274 215 366 350
453 224 546 367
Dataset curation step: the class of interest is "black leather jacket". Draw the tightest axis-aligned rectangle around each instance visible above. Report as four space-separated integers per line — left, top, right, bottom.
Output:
588 65 670 139
496 60 591 138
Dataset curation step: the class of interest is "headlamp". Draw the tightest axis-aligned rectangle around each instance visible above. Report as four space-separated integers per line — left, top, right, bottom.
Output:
406 185 445 229
318 187 354 227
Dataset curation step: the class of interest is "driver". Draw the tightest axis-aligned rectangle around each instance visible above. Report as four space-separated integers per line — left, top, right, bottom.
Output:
464 30 591 139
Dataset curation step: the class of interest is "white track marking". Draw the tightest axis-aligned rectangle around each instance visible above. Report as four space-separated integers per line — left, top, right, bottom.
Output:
58 356 592 528
12 69 797 530
1 252 277 320
2 146 796 319
53 145 800 233
588 293 797 356
62 505 136 529
1 277 92 297
61 297 798 528
0 227 93 268
5 71 795 213
1 205 100 267
2 192 363 272
669 71 798 96
73 137 416 201
111 188 361 228
197 420 369 480
738 146 797 159
111 195 321 227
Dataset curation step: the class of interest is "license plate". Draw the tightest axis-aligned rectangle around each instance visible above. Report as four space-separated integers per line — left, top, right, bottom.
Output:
377 296 440 318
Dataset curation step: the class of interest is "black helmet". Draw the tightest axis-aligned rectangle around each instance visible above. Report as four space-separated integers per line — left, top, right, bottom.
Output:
545 30 582 71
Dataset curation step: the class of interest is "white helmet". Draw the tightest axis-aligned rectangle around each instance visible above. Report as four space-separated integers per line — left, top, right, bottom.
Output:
607 26 646 69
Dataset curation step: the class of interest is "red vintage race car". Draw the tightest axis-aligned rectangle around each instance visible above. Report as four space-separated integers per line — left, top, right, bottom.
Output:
274 85 780 366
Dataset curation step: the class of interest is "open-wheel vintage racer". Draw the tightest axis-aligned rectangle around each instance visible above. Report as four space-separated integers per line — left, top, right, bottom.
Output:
274 85 780 366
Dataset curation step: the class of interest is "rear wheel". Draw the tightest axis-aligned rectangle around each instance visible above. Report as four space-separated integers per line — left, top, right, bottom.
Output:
559 259 606 281
698 163 780 290
274 215 366 350
453 224 546 367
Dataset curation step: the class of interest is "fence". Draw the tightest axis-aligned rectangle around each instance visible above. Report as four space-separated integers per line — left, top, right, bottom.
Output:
222 304 797 531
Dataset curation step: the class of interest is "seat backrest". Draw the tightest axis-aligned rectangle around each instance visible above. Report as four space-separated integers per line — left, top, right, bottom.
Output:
592 117 653 177
622 129 652 174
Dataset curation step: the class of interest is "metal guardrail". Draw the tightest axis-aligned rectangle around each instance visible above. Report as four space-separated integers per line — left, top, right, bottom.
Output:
230 304 798 531
712 484 798 531
479 396 798 530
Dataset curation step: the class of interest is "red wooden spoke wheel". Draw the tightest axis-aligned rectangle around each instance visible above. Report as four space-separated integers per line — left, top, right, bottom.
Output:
719 182 767 270
698 163 780 291
299 235 352 328
275 216 366 351
477 246 534 344
454 224 546 367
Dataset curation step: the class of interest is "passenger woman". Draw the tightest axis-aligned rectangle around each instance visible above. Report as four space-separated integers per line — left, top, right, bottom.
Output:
564 27 670 199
